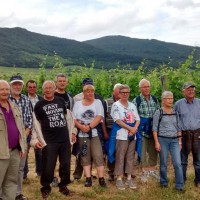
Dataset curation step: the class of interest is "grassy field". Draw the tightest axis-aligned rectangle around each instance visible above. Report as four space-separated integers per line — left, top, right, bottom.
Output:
0 66 40 73
22 148 200 200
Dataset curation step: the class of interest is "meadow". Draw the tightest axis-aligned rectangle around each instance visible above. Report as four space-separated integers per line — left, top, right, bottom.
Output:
23 148 199 200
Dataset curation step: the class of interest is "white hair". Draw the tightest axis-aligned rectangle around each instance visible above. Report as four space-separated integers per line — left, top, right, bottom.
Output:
162 91 173 99
139 79 150 87
42 80 56 89
0 80 10 88
113 83 122 90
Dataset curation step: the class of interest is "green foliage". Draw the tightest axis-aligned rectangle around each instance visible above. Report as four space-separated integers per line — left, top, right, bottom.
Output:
1 52 200 103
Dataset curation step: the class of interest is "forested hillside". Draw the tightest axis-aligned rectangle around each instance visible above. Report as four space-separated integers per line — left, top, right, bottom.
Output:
0 27 199 69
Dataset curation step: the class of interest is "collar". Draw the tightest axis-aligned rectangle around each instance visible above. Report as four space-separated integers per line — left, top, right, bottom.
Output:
184 98 194 104
10 93 22 100
140 93 151 101
28 94 38 99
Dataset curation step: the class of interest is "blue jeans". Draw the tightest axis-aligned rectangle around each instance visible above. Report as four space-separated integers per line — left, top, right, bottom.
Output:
158 137 184 189
181 133 200 184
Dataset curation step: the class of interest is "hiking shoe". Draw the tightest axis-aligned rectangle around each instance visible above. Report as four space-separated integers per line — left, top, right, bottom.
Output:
59 187 70 196
125 179 137 189
99 177 106 187
51 177 59 187
140 171 149 183
149 170 160 181
85 177 92 187
116 179 125 190
15 194 27 200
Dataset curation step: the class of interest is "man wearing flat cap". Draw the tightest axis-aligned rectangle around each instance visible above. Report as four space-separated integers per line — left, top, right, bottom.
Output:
174 81 200 188
9 75 33 200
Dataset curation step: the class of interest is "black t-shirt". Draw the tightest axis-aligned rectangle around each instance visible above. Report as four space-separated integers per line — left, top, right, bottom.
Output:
54 92 70 110
34 96 69 144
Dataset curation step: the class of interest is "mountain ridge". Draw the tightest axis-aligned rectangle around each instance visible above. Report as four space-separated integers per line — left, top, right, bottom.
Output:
0 27 199 69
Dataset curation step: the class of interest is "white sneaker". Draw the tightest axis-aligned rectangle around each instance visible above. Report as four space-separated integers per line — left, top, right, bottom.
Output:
116 179 126 190
125 179 137 189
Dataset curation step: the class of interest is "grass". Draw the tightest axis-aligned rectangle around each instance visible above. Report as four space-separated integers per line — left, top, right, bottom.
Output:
22 148 200 200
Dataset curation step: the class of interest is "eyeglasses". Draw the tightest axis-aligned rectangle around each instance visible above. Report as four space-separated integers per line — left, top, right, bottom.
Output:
28 86 36 89
120 92 130 95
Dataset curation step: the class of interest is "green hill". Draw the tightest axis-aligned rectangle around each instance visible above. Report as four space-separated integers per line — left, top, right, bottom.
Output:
0 27 199 69
84 35 200 68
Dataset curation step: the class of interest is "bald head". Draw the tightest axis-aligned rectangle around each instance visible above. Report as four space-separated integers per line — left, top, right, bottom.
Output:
0 80 10 102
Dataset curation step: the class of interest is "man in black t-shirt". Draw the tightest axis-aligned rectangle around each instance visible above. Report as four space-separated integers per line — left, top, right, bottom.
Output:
34 80 76 199
54 73 74 111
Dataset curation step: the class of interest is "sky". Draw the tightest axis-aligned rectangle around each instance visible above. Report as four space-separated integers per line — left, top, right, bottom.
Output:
0 0 200 47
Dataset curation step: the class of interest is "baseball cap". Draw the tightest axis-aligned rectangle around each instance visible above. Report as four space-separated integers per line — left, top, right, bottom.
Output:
10 75 24 85
82 78 93 85
183 82 195 89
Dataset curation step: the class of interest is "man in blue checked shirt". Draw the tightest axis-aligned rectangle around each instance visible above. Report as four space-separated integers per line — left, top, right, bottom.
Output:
9 75 33 200
132 79 159 183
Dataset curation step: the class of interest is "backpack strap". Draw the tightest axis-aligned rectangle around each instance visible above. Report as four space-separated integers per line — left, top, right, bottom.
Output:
157 108 163 135
135 96 141 113
157 109 178 135
151 95 158 104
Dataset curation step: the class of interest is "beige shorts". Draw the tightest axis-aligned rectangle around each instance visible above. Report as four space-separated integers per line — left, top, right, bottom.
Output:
79 136 104 167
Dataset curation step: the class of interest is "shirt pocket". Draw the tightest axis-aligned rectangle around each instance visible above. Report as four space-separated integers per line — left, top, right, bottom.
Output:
0 115 6 132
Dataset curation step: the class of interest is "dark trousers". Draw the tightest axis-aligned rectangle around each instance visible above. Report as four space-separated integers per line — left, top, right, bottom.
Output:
181 133 200 184
107 161 115 176
73 154 83 179
40 142 71 193
35 148 42 176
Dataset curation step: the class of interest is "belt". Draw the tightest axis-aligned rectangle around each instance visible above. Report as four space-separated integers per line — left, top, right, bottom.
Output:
182 129 200 134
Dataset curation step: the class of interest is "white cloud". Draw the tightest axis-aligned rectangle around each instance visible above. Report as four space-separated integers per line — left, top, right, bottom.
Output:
0 0 200 46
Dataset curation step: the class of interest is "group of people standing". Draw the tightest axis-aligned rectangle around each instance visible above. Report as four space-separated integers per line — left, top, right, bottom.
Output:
0 73 200 200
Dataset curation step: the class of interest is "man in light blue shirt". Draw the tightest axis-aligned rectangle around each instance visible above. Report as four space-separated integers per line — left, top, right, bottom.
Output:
174 82 200 188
